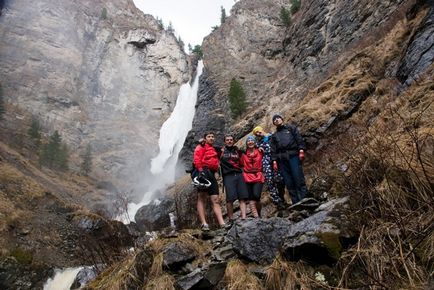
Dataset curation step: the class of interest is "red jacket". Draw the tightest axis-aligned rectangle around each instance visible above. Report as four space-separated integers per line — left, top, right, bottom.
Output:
240 148 264 183
193 143 219 172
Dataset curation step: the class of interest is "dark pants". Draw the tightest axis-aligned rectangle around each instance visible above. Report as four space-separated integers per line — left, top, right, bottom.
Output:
277 155 307 204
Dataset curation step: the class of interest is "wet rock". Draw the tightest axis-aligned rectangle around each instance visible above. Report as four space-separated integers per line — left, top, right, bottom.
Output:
162 242 197 271
72 213 133 247
70 266 98 289
134 198 175 232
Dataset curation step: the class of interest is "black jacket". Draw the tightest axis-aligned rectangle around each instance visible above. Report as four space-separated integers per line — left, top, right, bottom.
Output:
220 146 243 176
270 124 306 161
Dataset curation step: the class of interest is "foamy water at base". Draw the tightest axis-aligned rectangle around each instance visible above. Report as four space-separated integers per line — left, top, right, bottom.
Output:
43 267 83 290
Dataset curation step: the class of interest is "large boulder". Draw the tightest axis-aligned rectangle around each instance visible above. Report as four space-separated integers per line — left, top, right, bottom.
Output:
227 197 357 265
134 197 175 232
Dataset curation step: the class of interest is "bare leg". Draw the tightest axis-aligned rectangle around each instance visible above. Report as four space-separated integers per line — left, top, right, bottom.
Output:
226 201 234 220
197 191 208 225
210 195 225 226
249 200 259 218
239 200 247 219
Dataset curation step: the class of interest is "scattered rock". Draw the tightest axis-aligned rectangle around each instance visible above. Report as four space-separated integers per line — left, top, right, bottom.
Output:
162 242 197 271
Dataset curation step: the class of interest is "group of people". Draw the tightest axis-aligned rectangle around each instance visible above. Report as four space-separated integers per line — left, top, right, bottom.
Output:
192 114 308 231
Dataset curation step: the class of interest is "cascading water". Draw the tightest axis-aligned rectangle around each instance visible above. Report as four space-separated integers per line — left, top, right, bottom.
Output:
121 61 204 222
43 267 83 290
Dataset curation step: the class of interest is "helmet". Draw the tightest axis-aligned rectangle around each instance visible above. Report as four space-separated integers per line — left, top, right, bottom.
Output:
192 176 212 190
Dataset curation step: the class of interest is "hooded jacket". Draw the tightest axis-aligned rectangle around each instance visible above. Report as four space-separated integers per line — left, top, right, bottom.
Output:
270 124 306 161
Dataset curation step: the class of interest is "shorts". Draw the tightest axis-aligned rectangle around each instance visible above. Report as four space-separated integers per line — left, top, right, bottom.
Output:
198 168 219 196
223 173 249 202
246 182 263 201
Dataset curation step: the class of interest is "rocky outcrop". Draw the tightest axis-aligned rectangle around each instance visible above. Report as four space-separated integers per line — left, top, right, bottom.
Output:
397 3 434 86
227 197 355 265
0 0 190 187
196 0 431 140
134 197 175 232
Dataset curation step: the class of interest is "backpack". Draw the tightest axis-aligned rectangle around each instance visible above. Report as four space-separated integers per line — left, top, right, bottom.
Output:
185 163 199 180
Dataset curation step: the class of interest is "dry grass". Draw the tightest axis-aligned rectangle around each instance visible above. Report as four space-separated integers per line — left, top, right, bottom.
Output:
224 260 264 290
85 253 141 290
265 257 331 290
332 65 434 288
147 232 211 278
143 274 175 290
291 12 427 134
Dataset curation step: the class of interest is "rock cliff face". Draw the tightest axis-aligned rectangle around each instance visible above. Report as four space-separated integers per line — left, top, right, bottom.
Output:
184 0 433 156
0 0 189 187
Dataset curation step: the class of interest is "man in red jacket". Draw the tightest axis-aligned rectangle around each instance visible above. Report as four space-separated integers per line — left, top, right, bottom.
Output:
193 132 225 231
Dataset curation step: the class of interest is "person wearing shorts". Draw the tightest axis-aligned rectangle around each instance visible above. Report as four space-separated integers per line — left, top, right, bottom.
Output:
240 136 265 218
193 132 225 230
220 135 249 221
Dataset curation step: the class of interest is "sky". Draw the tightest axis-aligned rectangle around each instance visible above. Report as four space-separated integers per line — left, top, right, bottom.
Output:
132 0 236 50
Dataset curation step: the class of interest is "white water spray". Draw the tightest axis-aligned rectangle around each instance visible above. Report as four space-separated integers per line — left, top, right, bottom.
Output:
121 61 204 222
43 267 83 290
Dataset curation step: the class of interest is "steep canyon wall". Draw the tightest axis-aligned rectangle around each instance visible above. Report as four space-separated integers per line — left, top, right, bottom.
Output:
0 0 190 189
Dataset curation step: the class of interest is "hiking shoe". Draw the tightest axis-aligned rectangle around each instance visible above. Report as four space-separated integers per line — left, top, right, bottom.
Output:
200 224 210 231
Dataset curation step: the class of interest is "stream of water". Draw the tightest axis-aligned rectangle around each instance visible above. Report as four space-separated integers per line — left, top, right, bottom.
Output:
43 267 83 290
120 61 204 222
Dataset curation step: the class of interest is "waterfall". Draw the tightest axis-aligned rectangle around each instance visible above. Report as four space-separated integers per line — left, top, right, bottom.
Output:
43 267 83 290
121 61 204 222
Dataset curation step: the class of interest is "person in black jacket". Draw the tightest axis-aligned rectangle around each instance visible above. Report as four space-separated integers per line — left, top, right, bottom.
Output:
220 134 249 221
270 114 307 204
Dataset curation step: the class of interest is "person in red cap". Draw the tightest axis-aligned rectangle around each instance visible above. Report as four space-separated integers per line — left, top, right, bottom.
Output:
270 114 307 204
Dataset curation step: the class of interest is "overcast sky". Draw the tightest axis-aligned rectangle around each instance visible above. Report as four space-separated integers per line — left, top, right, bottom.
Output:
132 0 236 50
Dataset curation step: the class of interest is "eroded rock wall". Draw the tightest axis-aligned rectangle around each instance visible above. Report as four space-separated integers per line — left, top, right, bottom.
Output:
0 0 189 187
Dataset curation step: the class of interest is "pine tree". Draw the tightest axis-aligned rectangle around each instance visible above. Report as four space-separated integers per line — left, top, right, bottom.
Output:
290 0 301 14
280 6 291 27
39 130 68 170
57 143 69 171
167 22 174 33
28 118 42 149
192 45 203 59
80 144 93 176
220 6 227 24
0 84 5 121
188 43 193 53
101 8 107 20
228 78 247 118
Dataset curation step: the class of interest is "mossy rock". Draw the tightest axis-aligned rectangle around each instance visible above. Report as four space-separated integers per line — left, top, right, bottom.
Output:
316 231 342 261
10 248 33 264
